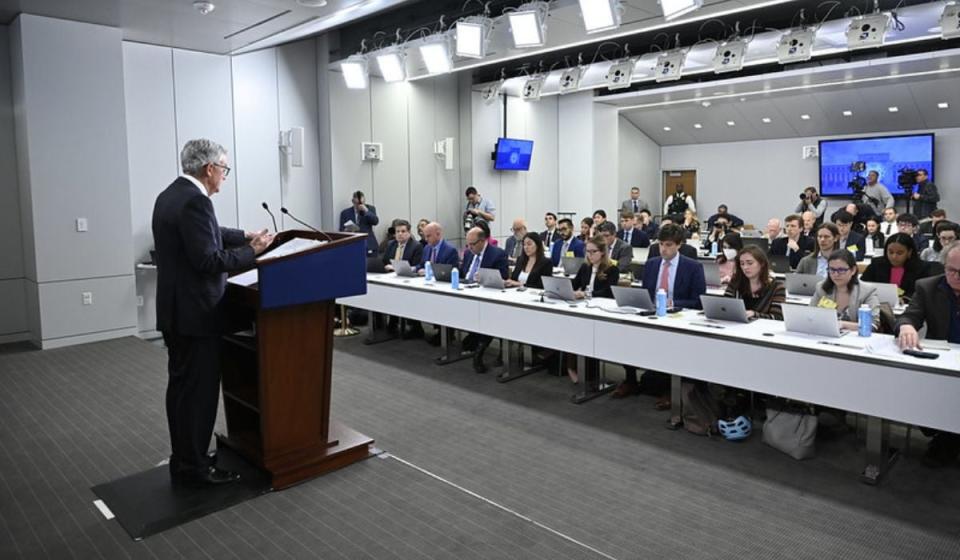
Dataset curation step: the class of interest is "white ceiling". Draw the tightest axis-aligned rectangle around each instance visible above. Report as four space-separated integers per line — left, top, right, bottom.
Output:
0 0 409 54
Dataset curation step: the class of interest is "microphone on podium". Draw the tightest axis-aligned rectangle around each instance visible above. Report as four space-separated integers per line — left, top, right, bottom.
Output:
261 202 278 232
280 207 331 241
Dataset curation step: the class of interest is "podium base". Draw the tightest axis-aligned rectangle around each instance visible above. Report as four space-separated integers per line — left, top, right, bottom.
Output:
217 421 375 490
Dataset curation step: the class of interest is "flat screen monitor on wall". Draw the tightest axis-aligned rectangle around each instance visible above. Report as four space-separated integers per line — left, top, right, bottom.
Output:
818 133 934 197
493 138 534 171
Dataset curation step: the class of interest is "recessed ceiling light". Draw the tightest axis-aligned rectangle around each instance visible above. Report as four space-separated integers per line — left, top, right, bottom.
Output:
800 114 810 120
739 97 746 102
663 126 672 131
296 0 328 6
938 102 949 109
701 101 711 107
761 117 771 123
726 120 735 126
842 110 853 116
888 106 899 112
693 123 703 129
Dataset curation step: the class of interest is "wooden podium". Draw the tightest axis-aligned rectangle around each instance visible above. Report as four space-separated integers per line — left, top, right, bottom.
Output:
218 230 373 489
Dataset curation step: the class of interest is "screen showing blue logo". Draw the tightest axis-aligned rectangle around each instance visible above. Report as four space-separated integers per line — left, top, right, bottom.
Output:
819 134 934 197
494 138 534 171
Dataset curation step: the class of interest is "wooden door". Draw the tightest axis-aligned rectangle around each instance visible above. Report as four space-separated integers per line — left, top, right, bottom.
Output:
661 170 697 218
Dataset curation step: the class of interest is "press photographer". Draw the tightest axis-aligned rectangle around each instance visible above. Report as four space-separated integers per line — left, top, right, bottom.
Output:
795 186 827 225
463 186 496 232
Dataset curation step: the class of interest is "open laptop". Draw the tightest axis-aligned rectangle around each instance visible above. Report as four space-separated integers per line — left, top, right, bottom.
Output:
768 254 792 274
476 268 505 289
431 263 454 282
702 261 723 288
561 256 584 276
700 295 756 323
541 276 578 301
610 286 655 314
366 256 387 273
742 237 770 253
782 305 845 338
390 259 417 277
785 273 821 296
861 281 899 308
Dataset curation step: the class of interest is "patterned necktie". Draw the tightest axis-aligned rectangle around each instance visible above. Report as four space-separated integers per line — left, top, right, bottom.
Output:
467 253 481 281
431 245 438 262
659 260 671 293
394 243 403 262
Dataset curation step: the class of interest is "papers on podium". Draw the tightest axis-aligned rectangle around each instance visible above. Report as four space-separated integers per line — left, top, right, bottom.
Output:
228 238 328 288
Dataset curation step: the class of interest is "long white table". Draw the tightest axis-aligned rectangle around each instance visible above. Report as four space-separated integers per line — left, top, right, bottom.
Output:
340 273 960 484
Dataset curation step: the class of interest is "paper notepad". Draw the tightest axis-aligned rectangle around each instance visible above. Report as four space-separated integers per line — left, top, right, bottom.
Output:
227 269 259 287
256 238 326 262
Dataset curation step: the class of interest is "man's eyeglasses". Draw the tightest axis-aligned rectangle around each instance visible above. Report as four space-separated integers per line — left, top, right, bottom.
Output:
212 163 231 177
945 267 960 278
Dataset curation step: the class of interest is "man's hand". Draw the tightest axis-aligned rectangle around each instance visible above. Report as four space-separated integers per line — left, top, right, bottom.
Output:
469 208 479 215
384 264 394 272
418 269 426 277
897 325 921 350
357 203 368 213
246 228 268 240
250 232 275 255
912 193 920 200
787 238 799 252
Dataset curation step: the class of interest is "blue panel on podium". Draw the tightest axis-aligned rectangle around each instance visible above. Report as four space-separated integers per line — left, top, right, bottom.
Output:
258 237 367 309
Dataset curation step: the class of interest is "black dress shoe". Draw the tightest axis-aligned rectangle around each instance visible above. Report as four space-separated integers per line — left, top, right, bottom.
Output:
173 466 241 486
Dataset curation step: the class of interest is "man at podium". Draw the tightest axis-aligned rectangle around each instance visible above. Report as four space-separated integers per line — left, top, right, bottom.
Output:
152 139 274 486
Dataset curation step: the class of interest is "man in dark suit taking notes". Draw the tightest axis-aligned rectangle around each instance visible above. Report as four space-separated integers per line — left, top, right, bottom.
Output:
153 139 274 486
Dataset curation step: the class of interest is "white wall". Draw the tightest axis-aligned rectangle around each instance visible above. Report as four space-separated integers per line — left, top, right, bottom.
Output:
0 24 28 342
11 15 137 348
326 72 463 245
660 128 960 227
618 116 661 213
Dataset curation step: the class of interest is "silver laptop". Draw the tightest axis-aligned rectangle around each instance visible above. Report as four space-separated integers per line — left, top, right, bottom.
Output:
702 261 723 287
700 295 755 323
782 305 844 338
390 259 416 277
561 256 584 276
610 286 655 313
861 281 898 308
541 276 578 301
785 273 820 296
476 268 505 289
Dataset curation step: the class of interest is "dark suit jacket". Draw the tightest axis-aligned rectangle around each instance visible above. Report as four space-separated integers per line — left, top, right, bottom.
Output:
418 239 460 270
504 236 524 261
770 236 814 269
510 255 553 289
838 231 867 261
461 244 509 280
913 181 940 218
617 228 650 248
895 275 957 341
152 177 255 337
860 257 943 300
641 254 707 309
706 213 744 229
381 240 423 267
572 263 619 298
648 242 698 259
540 229 560 248
338 204 379 254
551 237 585 266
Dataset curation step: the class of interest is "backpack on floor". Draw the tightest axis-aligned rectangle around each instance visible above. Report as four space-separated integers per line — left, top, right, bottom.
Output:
679 381 721 436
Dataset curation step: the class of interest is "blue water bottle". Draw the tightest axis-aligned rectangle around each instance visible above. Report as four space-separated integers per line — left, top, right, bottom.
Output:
656 288 667 317
710 241 718 257
857 305 872 337
424 261 434 283
450 267 460 290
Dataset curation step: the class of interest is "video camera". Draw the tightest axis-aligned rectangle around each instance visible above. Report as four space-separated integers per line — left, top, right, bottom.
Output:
847 161 867 198
897 167 918 190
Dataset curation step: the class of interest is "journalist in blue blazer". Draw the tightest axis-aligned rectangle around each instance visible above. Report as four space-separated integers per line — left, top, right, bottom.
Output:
338 190 379 254
550 236 585 266
617 226 650 248
416 222 460 271
461 227 509 281
641 224 707 309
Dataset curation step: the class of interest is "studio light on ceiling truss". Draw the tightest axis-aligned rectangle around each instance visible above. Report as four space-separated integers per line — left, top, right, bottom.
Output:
654 49 686 82
456 15 494 58
419 34 453 74
579 0 622 34
712 38 747 73
375 48 406 82
341 54 368 89
521 75 545 101
660 0 703 22
941 2 960 39
777 27 816 64
508 2 550 48
846 12 891 49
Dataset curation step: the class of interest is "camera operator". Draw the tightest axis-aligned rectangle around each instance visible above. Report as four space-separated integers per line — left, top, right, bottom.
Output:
911 169 940 219
464 186 496 232
795 186 827 225
861 171 894 216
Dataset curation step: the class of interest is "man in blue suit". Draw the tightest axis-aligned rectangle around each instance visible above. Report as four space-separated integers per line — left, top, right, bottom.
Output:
617 210 651 248
612 223 706 400
382 219 423 270
834 210 867 260
551 218 585 266
416 222 459 273
339 190 379 255
460 226 508 373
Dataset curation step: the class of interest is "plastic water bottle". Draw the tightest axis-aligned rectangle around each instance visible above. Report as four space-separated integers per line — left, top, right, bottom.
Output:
857 304 872 337
710 241 718 257
656 288 667 317
451 267 460 290
424 261 434 284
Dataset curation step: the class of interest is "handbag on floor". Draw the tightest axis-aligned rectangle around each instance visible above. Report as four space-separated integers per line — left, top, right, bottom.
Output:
762 401 818 460
679 381 720 436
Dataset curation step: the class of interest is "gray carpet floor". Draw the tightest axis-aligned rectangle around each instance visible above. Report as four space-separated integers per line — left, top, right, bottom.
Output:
0 334 958 559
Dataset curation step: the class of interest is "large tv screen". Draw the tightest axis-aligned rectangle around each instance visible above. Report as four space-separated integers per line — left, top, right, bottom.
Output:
494 138 534 171
819 133 934 197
